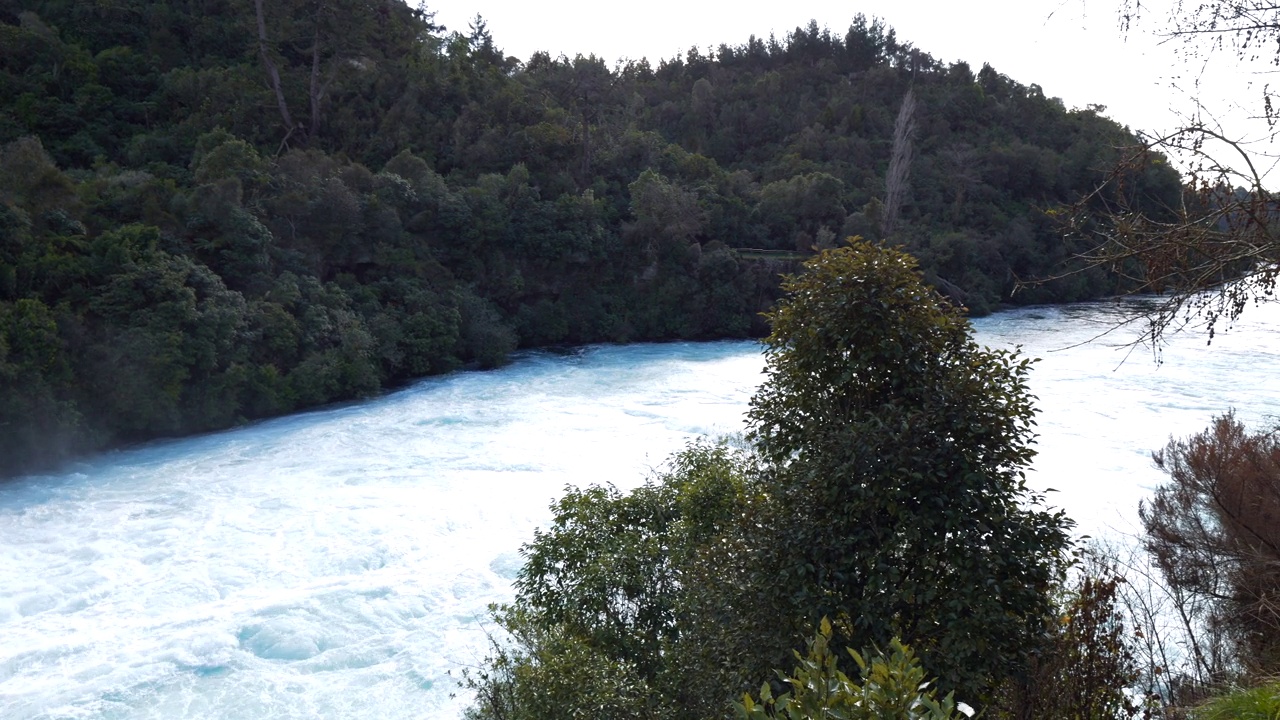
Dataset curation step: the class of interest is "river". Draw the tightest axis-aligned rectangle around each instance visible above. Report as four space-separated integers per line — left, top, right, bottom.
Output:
2 300 1278 719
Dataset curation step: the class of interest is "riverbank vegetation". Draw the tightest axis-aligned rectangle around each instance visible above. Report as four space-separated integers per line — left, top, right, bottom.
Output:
4 1 1275 716
462 242 1077 719
463 244 1280 720
0 1 1182 475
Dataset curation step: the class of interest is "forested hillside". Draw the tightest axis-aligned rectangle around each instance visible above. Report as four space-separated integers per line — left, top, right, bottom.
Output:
0 0 1180 475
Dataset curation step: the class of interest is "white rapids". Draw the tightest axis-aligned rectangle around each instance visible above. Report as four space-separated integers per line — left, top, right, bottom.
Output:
1 300 1278 719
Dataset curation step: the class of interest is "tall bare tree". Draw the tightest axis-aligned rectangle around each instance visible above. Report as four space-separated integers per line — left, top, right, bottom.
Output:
251 0 427 150
882 88 916 238
254 0 296 145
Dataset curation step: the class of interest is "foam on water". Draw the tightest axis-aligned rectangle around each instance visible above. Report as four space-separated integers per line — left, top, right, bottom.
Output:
0 342 763 719
1 306 1277 719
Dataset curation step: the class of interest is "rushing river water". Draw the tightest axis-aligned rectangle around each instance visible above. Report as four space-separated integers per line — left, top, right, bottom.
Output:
2 301 1279 719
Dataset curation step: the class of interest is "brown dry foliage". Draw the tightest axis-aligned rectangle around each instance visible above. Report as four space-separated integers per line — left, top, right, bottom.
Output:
1056 131 1279 350
1142 413 1280 677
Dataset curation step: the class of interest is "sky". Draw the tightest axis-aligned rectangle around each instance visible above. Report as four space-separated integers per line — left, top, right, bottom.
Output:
426 0 1279 182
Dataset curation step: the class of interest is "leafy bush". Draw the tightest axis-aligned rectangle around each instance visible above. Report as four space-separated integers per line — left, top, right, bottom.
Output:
737 619 969 720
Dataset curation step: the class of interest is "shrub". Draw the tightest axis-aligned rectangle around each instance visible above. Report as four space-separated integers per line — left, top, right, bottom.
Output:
737 619 969 720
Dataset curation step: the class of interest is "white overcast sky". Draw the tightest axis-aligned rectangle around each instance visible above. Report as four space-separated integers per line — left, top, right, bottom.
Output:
426 0 1280 181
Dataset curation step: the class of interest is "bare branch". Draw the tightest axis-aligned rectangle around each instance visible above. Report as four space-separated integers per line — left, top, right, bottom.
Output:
1031 124 1280 350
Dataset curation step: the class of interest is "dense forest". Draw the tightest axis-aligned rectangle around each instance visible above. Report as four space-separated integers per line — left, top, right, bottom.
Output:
0 0 1182 475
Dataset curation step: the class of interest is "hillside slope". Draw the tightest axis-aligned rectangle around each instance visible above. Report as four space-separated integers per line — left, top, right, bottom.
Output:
0 2 1181 475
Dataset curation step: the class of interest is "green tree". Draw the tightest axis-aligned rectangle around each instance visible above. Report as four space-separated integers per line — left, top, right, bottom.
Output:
755 172 845 252
0 297 81 475
627 169 706 258
463 442 752 720
0 136 77 222
746 239 1073 701
250 0 430 148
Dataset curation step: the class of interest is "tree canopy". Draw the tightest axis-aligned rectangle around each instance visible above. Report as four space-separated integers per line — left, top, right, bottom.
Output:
747 241 1073 698
0 2 1181 475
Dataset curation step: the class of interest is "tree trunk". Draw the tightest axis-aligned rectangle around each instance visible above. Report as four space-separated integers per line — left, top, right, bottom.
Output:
254 0 295 143
579 115 591 187
883 88 916 238
308 0 334 144
309 25 323 142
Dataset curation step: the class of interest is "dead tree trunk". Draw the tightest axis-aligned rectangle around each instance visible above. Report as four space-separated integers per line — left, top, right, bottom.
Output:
883 88 916 238
308 1 334 142
254 0 297 146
